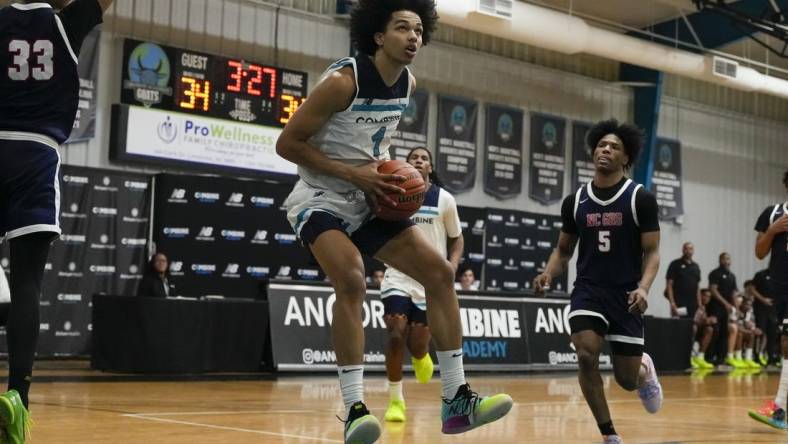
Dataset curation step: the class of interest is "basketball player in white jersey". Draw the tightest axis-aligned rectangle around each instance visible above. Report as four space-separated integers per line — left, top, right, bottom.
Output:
276 2 512 443
380 147 464 423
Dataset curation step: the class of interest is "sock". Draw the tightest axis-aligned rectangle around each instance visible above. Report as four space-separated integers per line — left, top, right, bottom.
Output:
436 349 466 400
745 348 753 361
388 380 403 402
727 352 735 360
775 359 788 409
692 341 700 356
735 350 742 360
598 420 616 436
338 365 364 415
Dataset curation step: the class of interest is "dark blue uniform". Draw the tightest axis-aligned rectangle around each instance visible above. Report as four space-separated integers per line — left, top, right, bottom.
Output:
0 1 102 240
561 178 660 355
755 203 788 329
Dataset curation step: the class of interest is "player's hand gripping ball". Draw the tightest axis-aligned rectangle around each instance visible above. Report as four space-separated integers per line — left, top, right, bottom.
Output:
375 160 425 221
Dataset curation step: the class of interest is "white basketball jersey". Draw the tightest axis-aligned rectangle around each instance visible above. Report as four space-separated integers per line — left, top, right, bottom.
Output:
300 56 412 193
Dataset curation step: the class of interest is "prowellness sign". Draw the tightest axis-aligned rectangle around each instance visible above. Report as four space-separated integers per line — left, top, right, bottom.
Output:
124 105 296 175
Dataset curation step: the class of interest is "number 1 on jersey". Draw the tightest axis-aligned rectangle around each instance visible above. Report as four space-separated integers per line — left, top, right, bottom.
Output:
598 230 611 252
371 127 386 156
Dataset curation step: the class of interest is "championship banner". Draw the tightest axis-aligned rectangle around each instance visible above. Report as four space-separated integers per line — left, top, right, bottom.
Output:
268 283 530 370
0 166 151 357
571 121 594 192
528 114 566 205
390 89 429 160
153 173 320 299
457 206 486 289
484 105 523 199
436 96 478 193
65 29 101 143
652 138 684 221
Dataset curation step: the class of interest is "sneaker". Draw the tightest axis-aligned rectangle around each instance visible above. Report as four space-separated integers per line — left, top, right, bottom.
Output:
440 383 513 434
384 399 406 422
690 356 700 369
342 401 380 444
759 353 769 366
744 359 762 370
756 400 780 417
603 435 623 443
697 356 714 369
0 390 30 444
637 353 663 414
411 354 434 384
725 356 748 369
748 407 788 431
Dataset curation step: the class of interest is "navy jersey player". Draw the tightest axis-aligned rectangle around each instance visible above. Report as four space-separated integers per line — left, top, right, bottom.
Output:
534 119 662 444
748 169 788 430
0 0 111 440
276 2 511 443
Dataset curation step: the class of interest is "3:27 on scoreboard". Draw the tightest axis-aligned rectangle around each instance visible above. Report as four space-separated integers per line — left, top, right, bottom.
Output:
120 39 307 128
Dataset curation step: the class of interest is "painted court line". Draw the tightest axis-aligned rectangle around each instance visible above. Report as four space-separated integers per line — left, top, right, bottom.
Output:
123 414 343 442
125 409 315 417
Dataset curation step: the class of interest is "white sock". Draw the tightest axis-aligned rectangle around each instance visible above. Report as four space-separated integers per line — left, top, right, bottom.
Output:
692 341 700 356
735 350 742 360
388 380 403 401
338 365 364 415
727 352 735 360
436 349 467 400
775 360 788 409
745 348 753 361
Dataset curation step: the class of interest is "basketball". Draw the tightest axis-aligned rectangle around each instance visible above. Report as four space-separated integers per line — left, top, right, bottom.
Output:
375 160 426 221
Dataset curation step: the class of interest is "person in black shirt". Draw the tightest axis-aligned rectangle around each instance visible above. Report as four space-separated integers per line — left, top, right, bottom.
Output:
751 269 778 366
0 0 111 438
707 252 741 367
665 242 701 319
534 119 662 444
137 253 176 298
748 170 788 430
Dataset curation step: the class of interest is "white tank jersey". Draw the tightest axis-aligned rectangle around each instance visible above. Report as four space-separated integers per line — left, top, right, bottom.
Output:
381 183 463 304
299 56 411 193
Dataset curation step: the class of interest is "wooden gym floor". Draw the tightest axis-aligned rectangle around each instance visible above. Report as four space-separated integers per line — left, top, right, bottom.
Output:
19 368 788 443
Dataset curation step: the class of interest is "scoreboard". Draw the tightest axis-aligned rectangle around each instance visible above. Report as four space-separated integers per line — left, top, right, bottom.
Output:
121 39 307 127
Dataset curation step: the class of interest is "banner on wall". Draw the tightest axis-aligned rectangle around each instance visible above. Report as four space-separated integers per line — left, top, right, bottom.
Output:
571 121 594 192
152 174 320 298
436 96 478 193
390 89 429 160
484 105 523 199
65 29 101 143
528 114 566 205
652 138 684 221
0 166 151 357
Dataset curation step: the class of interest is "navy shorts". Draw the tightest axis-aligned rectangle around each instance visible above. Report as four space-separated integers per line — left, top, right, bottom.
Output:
299 211 414 257
382 294 428 325
773 283 788 333
0 136 61 241
568 281 644 356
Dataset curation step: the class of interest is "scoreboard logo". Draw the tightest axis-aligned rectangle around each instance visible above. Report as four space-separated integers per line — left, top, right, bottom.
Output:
124 42 173 107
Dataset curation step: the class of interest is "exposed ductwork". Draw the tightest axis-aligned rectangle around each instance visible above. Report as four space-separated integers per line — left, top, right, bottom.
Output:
436 0 788 100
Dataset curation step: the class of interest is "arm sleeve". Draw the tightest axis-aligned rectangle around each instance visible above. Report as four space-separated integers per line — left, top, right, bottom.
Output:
560 194 577 234
635 188 660 232
441 191 462 238
754 206 774 232
57 0 103 57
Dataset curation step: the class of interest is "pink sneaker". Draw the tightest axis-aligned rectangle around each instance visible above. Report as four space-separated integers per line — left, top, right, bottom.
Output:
637 353 663 414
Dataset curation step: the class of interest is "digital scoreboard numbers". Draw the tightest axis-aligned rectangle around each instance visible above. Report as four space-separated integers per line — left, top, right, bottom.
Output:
121 39 307 127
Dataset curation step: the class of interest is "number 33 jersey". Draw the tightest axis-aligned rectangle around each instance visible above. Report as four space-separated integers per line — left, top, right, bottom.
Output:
299 55 412 193
0 1 102 144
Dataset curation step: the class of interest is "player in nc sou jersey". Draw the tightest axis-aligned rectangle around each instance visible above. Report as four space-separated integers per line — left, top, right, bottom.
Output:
0 0 111 441
276 2 512 443
534 119 663 444
748 170 788 430
379 147 464 423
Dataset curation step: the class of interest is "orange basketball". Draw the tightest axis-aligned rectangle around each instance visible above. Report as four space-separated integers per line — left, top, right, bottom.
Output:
375 160 426 221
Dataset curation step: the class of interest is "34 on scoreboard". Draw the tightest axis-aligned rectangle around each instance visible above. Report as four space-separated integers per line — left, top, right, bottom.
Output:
121 39 307 127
